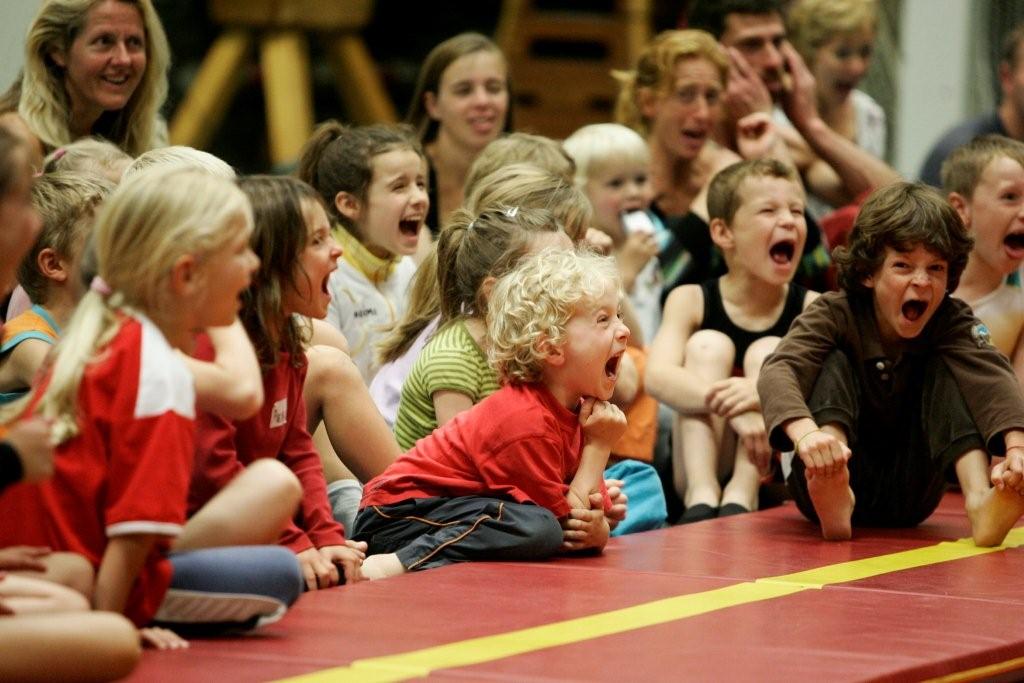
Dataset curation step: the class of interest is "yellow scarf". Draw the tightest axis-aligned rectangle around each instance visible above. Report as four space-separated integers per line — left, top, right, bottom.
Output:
333 225 399 284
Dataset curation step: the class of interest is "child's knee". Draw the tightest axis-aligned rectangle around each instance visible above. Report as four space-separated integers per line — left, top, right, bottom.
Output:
44 552 94 600
685 329 735 372
306 345 362 396
743 336 781 377
246 458 302 507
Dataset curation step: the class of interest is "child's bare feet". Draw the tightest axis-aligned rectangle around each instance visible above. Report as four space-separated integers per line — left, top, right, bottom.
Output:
360 553 406 580
965 486 1024 547
807 464 855 541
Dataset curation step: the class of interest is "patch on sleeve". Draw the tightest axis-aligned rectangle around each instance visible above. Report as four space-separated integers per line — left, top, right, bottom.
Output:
971 322 992 348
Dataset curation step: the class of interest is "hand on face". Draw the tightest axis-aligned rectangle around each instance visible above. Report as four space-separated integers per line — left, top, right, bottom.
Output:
724 47 773 119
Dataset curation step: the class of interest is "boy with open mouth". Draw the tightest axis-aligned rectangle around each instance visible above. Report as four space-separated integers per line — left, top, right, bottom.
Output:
352 249 629 579
759 182 1024 544
647 158 816 523
943 135 1024 383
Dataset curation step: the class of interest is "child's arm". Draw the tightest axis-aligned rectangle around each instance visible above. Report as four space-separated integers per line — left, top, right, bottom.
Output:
433 390 475 427
93 535 158 615
782 416 851 480
183 321 263 420
993 428 1024 494
1011 328 1024 387
562 492 610 552
3 339 50 394
568 399 627 507
646 285 720 414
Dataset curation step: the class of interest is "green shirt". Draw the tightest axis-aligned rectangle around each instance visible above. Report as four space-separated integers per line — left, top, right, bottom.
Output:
393 319 500 450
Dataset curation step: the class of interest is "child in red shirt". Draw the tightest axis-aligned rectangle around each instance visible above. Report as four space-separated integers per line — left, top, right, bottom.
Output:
190 175 367 590
355 248 630 579
0 168 303 648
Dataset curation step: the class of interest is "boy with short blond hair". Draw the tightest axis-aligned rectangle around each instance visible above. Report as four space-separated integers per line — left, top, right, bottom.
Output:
647 158 817 522
0 172 112 403
353 249 630 579
759 181 1024 544
942 134 1024 380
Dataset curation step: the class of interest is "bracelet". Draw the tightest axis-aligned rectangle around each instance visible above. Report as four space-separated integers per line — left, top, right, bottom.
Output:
795 429 822 452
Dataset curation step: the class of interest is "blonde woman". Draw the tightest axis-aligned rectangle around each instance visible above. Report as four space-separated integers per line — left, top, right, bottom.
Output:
0 0 171 164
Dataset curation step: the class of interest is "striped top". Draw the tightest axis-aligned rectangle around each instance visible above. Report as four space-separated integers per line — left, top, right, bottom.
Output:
394 319 499 451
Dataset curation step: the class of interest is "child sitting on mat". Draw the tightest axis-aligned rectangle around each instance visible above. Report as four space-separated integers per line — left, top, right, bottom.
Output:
353 248 629 578
647 159 817 522
758 182 1024 543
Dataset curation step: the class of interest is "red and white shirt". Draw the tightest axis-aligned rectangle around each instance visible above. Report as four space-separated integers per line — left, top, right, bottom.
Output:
0 312 195 626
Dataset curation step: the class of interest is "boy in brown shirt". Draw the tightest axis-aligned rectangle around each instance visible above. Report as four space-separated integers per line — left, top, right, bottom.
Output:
758 182 1024 543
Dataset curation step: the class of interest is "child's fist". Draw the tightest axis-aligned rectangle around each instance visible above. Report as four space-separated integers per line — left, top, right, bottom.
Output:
579 399 627 450
797 429 851 480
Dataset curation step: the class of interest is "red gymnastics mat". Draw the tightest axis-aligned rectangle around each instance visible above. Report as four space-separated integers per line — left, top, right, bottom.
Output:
126 493 1024 683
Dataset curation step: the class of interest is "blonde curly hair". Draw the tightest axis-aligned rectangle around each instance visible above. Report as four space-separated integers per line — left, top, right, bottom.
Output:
488 248 620 384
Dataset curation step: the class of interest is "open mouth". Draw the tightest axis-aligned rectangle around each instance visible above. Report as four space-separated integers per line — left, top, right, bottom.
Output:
901 299 927 321
681 129 706 144
399 219 421 237
1005 232 1024 254
605 352 623 380
321 273 331 296
769 240 796 264
102 75 130 86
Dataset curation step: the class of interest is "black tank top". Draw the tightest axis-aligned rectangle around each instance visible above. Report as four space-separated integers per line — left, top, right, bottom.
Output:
699 278 807 371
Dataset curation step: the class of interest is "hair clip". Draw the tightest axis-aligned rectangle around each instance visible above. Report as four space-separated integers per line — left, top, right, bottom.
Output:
89 275 112 296
504 206 519 218
51 148 67 161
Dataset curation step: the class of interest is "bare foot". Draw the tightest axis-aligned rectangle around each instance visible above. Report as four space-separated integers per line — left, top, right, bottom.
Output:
807 465 855 541
360 553 406 580
965 487 1024 547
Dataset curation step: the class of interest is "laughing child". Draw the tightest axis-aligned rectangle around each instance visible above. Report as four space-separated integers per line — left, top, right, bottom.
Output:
647 159 816 522
943 135 1024 381
758 182 1024 544
297 122 428 382
353 248 629 578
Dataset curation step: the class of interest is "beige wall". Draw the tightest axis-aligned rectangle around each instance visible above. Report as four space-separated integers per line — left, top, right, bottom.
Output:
0 1 37 92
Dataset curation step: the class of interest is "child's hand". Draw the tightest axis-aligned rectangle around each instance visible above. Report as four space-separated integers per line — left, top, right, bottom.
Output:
705 377 760 418
4 418 54 483
296 547 339 590
993 449 1024 495
736 112 780 160
140 626 189 650
0 545 50 572
562 493 610 552
604 480 628 530
796 429 850 480
728 410 772 474
582 228 613 255
319 542 367 584
618 233 659 283
579 398 627 451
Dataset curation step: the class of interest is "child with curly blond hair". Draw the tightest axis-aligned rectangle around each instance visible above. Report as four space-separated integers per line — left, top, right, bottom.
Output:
353 248 630 578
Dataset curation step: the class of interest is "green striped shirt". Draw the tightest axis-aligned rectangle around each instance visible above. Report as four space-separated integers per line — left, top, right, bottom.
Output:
393 319 500 450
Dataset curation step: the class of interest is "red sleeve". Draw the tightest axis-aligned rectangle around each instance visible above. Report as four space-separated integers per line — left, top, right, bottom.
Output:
106 410 193 536
187 334 246 516
478 436 571 517
188 411 246 516
279 380 346 548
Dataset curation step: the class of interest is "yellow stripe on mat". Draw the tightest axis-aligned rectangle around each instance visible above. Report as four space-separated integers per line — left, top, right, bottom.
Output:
279 528 1024 682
